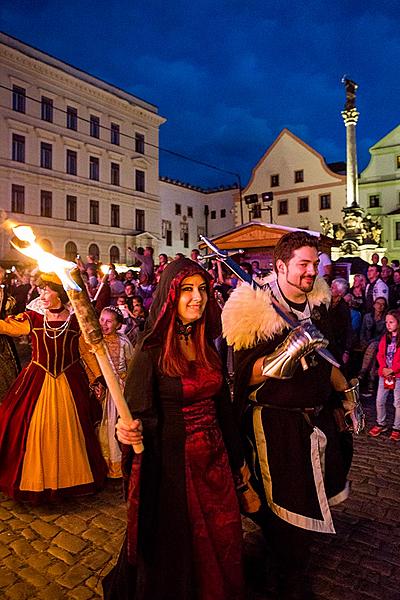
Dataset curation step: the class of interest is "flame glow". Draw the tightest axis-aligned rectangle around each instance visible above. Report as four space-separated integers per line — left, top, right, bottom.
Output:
11 225 81 292
100 264 111 276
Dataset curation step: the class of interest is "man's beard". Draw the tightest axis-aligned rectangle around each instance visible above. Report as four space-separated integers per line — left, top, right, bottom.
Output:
286 274 316 293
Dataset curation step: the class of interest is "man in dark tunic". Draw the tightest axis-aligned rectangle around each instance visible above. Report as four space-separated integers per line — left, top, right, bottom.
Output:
222 231 360 599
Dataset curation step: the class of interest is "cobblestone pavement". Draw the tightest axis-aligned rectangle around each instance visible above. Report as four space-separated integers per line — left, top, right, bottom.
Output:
1 343 399 599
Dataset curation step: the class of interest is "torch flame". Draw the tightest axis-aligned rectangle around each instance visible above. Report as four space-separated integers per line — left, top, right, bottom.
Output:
11 225 81 292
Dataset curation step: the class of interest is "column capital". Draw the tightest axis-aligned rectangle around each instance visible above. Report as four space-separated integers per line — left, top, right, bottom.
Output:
341 108 359 126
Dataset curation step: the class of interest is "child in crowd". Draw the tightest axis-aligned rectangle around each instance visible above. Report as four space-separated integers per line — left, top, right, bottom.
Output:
94 307 134 477
369 309 400 441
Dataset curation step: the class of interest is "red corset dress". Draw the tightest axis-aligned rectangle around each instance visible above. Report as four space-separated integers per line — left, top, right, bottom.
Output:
180 363 244 600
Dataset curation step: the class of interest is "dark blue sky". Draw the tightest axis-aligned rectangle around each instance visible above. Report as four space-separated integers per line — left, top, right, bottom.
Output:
1 0 400 188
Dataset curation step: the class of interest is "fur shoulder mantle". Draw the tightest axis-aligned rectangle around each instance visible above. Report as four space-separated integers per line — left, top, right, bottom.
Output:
222 275 331 350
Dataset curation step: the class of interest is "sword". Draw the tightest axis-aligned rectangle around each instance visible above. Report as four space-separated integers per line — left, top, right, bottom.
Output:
200 235 340 369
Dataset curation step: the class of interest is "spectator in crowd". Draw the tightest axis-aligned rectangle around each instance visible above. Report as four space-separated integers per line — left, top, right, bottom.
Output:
91 306 134 478
368 309 400 441
251 260 262 276
358 297 388 396
365 265 388 313
370 252 380 267
175 252 185 260
128 246 155 286
349 273 367 315
155 253 168 282
391 259 399 271
0 267 20 403
381 256 389 267
124 283 137 311
108 269 126 306
390 270 400 309
381 265 394 287
329 278 352 367
317 250 332 282
123 269 136 287
190 248 201 263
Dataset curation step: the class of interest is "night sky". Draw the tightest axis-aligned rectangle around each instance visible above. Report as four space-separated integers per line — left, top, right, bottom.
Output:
1 0 400 188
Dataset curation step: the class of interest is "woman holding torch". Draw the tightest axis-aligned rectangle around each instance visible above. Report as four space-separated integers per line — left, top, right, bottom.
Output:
103 258 252 600
0 273 107 503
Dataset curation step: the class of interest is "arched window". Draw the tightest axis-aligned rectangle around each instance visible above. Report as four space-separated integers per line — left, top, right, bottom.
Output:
40 238 53 252
88 243 100 261
109 245 120 264
65 241 78 261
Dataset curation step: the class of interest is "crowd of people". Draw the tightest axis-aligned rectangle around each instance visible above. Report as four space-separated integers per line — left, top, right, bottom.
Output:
0 240 397 598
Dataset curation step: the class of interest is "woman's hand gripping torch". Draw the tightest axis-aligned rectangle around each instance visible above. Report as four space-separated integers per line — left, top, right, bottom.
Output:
10 225 144 453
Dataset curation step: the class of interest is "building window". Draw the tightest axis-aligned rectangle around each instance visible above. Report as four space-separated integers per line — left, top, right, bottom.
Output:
40 142 52 169
188 206 193 218
90 115 100 138
271 174 280 187
252 204 262 218
12 134 25 162
66 195 77 221
175 203 181 216
180 222 189 248
135 209 145 232
197 226 205 240
40 191 52 218
111 122 120 145
12 85 26 113
220 209 226 218
396 223 400 241
166 230 172 246
320 194 331 210
66 149 77 175
111 204 120 227
111 162 120 186
294 170 304 183
11 185 25 213
88 243 100 261
298 197 309 213
65 241 78 261
162 220 172 246
90 200 99 225
369 195 380 208
41 97 53 122
89 156 99 181
110 246 120 263
210 210 216 219
135 132 145 154
135 170 145 192
397 156 400 169
66 106 78 130
278 200 288 215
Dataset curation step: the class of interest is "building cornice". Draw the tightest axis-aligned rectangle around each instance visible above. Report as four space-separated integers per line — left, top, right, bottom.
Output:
0 44 166 128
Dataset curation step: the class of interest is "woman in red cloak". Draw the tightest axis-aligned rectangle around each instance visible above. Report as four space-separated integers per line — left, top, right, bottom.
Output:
103 258 247 600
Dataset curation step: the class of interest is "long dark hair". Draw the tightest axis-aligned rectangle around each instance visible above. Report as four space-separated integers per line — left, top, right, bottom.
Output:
140 258 222 377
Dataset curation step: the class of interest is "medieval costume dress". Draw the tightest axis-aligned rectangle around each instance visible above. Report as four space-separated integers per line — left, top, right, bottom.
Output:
0 307 107 503
0 285 20 403
222 275 352 596
97 332 134 478
103 258 245 600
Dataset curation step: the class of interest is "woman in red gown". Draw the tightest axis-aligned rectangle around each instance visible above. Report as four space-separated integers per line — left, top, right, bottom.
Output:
0 274 107 503
103 258 246 600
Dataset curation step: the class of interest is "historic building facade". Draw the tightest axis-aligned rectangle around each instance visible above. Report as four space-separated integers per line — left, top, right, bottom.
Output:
0 32 165 265
237 129 346 233
358 124 400 260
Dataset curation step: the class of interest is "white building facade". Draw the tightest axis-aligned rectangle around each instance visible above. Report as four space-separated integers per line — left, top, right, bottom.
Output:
237 129 346 232
0 32 165 266
359 125 400 260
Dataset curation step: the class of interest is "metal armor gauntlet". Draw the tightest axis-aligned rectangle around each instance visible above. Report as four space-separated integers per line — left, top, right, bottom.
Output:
343 378 365 435
261 323 328 379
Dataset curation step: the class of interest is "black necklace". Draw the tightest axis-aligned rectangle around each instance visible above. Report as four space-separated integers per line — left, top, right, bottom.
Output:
48 305 65 314
176 318 193 343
